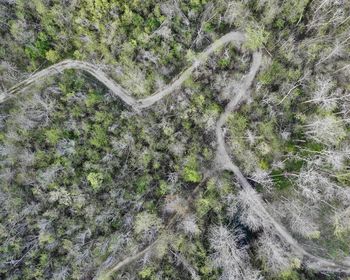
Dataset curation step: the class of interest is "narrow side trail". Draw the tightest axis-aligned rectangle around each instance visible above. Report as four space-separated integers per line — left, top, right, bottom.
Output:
1 30 350 276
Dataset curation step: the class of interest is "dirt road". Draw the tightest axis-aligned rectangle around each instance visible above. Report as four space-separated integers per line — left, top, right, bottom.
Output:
2 30 350 276
0 31 245 109
214 48 350 274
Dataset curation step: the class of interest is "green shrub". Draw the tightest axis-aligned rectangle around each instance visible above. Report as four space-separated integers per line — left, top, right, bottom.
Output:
282 0 310 24
183 156 202 183
87 172 104 191
135 174 152 194
45 128 61 145
25 32 50 61
139 266 156 279
156 180 170 196
218 58 230 68
259 61 285 85
134 212 162 235
245 26 269 51
45 49 60 63
196 198 211 216
279 269 301 280
85 91 102 107
89 125 108 148
227 113 247 135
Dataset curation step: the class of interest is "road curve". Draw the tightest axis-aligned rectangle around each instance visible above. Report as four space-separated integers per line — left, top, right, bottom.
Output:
1 30 350 275
0 31 245 108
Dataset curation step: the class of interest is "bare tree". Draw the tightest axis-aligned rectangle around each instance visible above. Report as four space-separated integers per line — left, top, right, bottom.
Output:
38 165 62 189
14 91 56 130
274 199 320 239
302 76 350 111
180 215 200 236
223 1 250 27
316 38 347 66
238 188 268 231
52 266 70 280
305 147 350 171
296 168 333 203
164 195 188 216
256 232 293 273
0 61 22 88
191 2 217 48
249 168 273 192
304 115 346 146
209 225 263 280
307 0 347 32
333 206 350 238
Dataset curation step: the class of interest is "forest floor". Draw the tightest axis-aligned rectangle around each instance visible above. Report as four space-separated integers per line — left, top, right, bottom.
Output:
2 30 350 277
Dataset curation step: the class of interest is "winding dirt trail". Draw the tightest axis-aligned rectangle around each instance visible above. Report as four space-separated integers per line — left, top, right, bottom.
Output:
2 30 350 276
0 31 245 109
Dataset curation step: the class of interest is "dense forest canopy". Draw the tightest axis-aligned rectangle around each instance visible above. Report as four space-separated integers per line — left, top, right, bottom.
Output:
0 0 350 279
